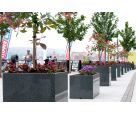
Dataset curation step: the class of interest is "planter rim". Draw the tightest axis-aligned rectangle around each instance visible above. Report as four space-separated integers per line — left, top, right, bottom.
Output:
3 72 67 74
70 73 100 76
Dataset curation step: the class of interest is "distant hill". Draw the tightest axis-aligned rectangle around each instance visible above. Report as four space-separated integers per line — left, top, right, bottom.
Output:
7 47 66 60
7 47 88 61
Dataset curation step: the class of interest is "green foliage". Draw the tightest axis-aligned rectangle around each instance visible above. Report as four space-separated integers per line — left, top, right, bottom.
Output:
0 22 9 36
91 12 118 41
18 12 57 34
92 35 107 52
55 13 90 43
118 22 136 52
17 12 58 51
82 56 90 65
0 12 31 36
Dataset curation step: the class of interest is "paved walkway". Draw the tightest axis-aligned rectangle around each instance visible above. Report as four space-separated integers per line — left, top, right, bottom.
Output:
69 70 136 102
0 78 2 102
131 76 136 102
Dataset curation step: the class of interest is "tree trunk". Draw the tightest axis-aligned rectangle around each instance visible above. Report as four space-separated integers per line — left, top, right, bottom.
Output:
33 32 37 69
116 37 119 62
98 50 100 62
0 35 3 77
68 41 71 73
107 52 109 62
104 48 106 63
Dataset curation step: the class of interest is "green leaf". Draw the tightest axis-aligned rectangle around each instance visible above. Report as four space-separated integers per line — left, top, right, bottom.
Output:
46 26 51 30
27 22 32 28
40 27 46 33
46 19 53 25
49 24 58 28
20 28 27 33
40 43 47 49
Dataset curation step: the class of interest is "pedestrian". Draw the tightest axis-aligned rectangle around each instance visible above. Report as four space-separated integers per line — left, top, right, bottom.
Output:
53 56 57 62
25 50 32 67
44 58 49 65
11 54 19 70
78 60 82 71
49 56 51 60
11 54 19 65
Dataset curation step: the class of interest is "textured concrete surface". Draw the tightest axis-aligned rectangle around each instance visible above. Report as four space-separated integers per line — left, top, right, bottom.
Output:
131 78 136 102
0 78 3 102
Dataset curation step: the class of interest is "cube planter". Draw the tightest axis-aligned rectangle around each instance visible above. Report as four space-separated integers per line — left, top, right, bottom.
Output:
111 64 117 81
120 64 124 75
3 72 68 102
124 63 127 73
128 63 132 71
131 63 135 70
70 73 100 99
95 65 111 86
116 64 121 77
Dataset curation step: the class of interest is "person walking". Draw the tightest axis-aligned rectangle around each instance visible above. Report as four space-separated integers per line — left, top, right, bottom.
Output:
25 50 32 67
11 54 19 65
11 54 19 71
53 56 57 62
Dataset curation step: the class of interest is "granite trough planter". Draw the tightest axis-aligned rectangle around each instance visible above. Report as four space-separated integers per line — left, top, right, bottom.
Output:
95 65 111 86
124 63 127 73
120 64 124 75
3 72 68 102
116 64 121 77
111 64 117 81
70 73 100 99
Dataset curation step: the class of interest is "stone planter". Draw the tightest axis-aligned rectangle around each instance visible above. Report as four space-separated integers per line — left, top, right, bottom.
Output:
3 72 68 102
70 73 100 99
120 64 124 75
127 63 130 71
111 64 117 81
95 65 111 86
124 63 127 73
116 64 121 77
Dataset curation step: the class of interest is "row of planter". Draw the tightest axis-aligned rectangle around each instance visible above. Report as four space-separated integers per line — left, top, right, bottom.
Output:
2 62 134 101
70 62 134 99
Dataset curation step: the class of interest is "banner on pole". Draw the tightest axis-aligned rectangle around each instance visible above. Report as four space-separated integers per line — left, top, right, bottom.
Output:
2 28 12 60
65 45 69 60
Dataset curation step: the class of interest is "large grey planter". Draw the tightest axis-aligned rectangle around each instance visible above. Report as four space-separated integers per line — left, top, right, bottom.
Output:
120 64 124 75
3 72 68 102
70 73 100 99
111 64 117 81
116 64 121 77
124 63 127 73
95 65 111 86
127 63 132 71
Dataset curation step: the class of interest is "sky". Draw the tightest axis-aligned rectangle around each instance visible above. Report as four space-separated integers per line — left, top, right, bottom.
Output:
8 11 136 52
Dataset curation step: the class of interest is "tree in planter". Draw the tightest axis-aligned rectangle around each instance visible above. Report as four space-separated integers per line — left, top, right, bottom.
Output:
106 41 117 61
89 33 107 63
91 12 118 63
55 12 90 73
118 22 136 61
18 12 57 69
0 12 25 77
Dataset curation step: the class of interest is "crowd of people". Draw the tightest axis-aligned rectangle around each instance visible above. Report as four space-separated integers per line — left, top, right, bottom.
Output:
9 50 58 68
